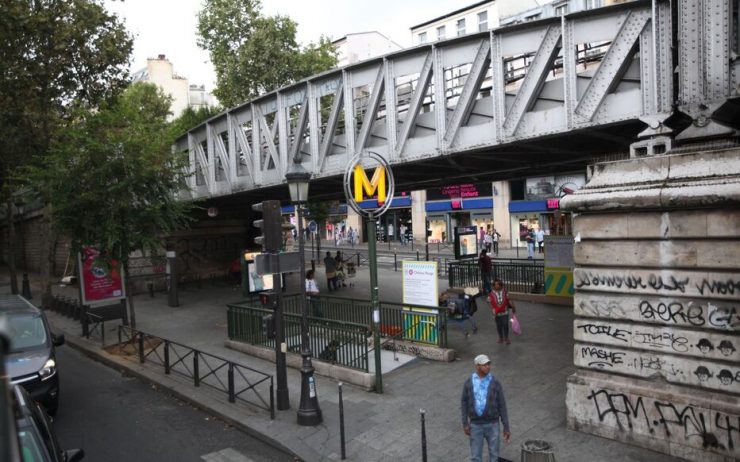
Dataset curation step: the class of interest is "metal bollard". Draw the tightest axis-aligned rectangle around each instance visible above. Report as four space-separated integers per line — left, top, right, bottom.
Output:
416 250 420 261
21 273 32 299
420 409 427 462
228 363 235 403
339 383 346 460
164 342 170 374
394 253 397 272
138 333 145 363
357 253 360 267
193 351 200 387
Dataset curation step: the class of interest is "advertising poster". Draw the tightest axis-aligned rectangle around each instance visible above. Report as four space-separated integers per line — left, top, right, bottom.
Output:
244 252 274 293
78 246 126 306
402 261 439 308
544 236 575 297
454 226 478 259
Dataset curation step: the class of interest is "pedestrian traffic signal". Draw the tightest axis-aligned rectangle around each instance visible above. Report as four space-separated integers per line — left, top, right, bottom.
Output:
252 200 282 252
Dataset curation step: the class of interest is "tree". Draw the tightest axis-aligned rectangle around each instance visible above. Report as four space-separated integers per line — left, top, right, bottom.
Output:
197 0 337 107
170 105 222 139
26 83 195 327
0 0 132 297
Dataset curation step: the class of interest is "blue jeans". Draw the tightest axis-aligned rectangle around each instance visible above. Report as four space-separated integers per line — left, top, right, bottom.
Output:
481 272 492 294
469 421 500 462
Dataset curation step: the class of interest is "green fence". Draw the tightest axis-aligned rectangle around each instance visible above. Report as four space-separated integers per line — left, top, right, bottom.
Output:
227 303 371 372
274 294 447 347
448 259 544 294
227 295 448 370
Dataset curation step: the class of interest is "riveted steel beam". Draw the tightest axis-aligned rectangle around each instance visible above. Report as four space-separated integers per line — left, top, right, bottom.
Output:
502 26 562 139
443 39 491 147
574 8 651 124
254 105 281 174
396 52 433 156
289 96 309 163
232 114 255 184
356 65 386 153
210 126 232 187
319 82 344 169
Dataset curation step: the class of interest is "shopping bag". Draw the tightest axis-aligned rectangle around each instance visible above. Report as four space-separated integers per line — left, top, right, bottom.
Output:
510 313 522 335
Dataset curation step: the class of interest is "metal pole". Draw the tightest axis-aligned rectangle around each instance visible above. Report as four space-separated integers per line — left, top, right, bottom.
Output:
339 382 346 460
274 258 290 411
420 409 428 462
167 250 179 307
297 203 322 425
368 214 383 393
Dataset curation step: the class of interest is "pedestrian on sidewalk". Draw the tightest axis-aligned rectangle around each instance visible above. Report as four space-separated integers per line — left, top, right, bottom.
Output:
305 270 322 317
323 251 338 291
488 279 516 345
492 228 500 255
483 231 493 253
461 354 511 462
536 228 545 254
478 249 492 294
335 251 347 287
525 228 535 259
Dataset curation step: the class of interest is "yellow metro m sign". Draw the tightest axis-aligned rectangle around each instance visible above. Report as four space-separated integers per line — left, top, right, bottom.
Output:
353 165 387 205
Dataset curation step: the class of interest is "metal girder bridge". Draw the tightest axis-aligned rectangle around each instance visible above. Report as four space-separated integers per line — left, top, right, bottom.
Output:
176 0 739 202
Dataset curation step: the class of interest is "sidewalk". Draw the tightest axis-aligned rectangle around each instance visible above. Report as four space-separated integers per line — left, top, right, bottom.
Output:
1 265 676 462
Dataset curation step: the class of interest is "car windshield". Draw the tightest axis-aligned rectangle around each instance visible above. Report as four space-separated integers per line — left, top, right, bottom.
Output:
6 314 48 352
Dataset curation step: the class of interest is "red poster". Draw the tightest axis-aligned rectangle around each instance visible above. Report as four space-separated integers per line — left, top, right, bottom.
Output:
78 247 126 305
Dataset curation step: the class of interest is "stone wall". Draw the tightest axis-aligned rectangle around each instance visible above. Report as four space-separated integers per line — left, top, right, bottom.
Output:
562 147 740 461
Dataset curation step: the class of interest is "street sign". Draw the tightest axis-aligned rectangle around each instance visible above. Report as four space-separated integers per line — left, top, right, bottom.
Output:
255 252 302 275
308 221 317 233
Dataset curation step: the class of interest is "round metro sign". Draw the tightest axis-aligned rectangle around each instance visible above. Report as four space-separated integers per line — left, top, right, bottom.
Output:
343 151 395 218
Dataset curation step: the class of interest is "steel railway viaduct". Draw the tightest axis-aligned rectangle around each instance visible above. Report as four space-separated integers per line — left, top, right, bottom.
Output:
177 1 739 460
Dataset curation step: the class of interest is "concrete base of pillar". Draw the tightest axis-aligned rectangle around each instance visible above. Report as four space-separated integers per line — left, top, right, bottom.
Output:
567 369 740 461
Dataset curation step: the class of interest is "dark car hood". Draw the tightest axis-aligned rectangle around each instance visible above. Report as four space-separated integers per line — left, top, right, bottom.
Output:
6 349 50 380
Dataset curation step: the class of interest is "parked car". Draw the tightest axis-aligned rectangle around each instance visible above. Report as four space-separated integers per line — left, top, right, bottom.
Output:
13 383 84 462
0 295 64 415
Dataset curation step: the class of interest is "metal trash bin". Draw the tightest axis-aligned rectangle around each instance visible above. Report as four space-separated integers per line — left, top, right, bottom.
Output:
521 440 555 462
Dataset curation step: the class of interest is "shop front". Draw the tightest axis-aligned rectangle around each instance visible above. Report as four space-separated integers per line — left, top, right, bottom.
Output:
425 183 494 243
358 193 412 243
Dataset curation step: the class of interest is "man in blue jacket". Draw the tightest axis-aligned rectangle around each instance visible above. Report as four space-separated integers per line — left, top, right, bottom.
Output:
461 354 511 462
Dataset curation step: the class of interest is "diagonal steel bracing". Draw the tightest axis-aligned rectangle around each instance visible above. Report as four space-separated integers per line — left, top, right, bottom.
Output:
574 9 651 123
396 53 434 156
502 26 562 139
318 83 344 170
289 98 309 162
443 39 491 147
355 66 386 153
210 126 232 187
253 105 281 173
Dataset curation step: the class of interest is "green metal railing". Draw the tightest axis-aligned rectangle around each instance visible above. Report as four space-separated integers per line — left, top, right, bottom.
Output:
274 294 447 347
227 295 449 371
448 259 544 294
227 303 371 372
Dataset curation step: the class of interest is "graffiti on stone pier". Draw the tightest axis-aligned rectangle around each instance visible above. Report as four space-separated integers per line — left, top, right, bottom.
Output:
574 294 739 331
584 388 740 454
574 269 740 300
574 343 740 393
574 321 739 362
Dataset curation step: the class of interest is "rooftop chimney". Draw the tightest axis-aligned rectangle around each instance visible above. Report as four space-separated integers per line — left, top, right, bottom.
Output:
158 54 166 60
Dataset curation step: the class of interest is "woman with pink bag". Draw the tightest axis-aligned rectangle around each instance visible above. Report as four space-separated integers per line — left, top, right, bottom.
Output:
488 279 518 345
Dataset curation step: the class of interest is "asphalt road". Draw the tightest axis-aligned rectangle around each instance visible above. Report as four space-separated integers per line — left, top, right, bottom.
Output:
52 346 295 462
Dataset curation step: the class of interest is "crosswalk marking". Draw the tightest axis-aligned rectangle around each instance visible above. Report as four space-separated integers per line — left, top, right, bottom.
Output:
201 447 256 462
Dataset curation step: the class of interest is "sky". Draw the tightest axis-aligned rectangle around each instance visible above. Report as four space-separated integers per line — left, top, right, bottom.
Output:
103 0 464 92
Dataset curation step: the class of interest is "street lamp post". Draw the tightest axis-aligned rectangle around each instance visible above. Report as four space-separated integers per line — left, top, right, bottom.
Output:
286 163 322 426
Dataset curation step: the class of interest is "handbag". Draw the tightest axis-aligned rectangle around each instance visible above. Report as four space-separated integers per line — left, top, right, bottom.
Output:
510 313 522 335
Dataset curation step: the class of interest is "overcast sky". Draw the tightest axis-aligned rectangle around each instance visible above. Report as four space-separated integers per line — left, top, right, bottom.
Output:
103 0 465 91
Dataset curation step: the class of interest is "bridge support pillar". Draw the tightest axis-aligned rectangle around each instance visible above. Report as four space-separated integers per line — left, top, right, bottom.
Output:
561 147 740 461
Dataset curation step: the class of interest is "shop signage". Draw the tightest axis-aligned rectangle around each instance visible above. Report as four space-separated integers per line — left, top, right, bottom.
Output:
78 246 126 306
547 198 560 209
426 182 493 201
343 151 395 218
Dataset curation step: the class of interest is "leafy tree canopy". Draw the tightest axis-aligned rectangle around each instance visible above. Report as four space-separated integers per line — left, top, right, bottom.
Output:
0 0 132 194
170 105 223 139
197 0 337 107
25 83 194 260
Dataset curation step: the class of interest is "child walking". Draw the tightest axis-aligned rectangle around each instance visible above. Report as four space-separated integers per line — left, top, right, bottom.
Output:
488 279 516 345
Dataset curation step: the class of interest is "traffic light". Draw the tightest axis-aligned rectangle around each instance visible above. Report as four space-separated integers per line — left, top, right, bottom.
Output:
252 200 282 252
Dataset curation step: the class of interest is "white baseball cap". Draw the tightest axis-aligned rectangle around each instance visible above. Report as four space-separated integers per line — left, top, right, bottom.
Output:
474 354 491 365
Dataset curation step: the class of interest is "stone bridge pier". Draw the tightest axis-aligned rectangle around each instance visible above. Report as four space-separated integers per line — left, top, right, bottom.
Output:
562 147 740 461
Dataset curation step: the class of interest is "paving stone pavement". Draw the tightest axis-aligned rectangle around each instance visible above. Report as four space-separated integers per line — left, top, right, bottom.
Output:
1 265 680 462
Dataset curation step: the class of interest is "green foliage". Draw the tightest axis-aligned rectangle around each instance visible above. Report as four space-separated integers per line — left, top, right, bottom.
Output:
0 0 133 194
25 83 194 261
305 201 330 224
170 105 222 139
197 0 338 107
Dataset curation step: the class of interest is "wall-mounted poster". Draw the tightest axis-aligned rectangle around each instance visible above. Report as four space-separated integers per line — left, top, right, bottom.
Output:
78 246 126 306
243 251 274 293
454 226 478 259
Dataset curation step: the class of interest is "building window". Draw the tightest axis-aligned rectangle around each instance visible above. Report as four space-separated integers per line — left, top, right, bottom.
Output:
478 11 488 32
457 18 466 36
555 4 568 15
437 25 446 41
585 0 599 9
418 32 427 44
